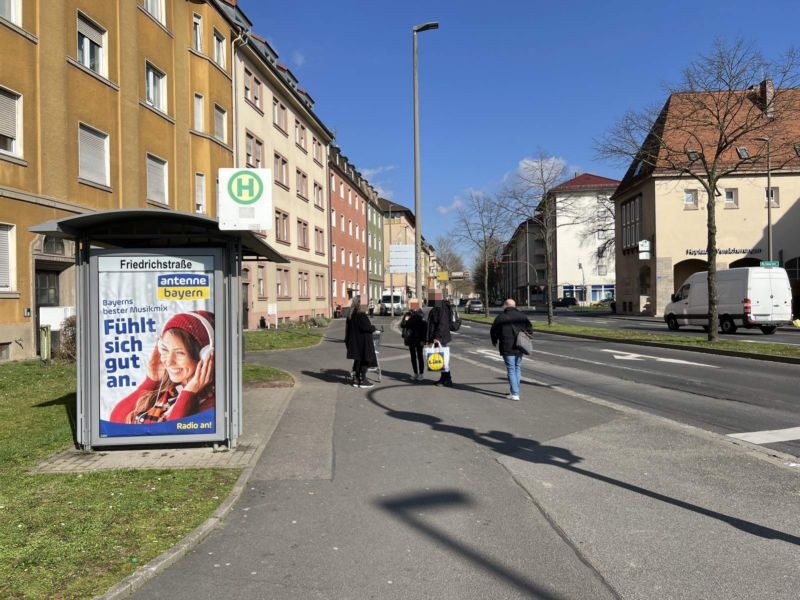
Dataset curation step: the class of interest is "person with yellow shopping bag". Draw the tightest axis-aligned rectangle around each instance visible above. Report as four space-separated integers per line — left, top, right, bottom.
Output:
426 289 453 387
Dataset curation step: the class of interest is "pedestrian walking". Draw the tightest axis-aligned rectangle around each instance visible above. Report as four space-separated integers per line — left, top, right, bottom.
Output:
400 300 428 381
426 290 454 387
344 297 378 389
490 299 533 401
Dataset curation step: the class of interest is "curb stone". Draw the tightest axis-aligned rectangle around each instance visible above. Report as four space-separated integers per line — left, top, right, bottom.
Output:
94 385 296 600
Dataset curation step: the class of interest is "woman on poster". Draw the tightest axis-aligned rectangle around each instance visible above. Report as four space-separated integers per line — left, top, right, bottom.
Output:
109 311 216 424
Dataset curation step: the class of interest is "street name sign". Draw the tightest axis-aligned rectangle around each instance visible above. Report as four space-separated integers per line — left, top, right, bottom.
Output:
760 261 779 267
218 168 272 231
389 244 415 273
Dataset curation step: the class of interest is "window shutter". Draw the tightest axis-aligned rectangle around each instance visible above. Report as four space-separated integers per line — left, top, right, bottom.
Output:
0 224 10 288
79 124 107 184
0 88 17 140
147 154 166 203
77 16 103 46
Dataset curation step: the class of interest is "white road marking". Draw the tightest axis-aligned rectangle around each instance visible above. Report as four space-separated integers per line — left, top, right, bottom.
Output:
460 324 472 328
599 349 719 368
470 348 505 363
728 426 800 444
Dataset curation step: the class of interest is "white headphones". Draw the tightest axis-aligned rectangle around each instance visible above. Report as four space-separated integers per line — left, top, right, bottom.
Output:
160 311 214 361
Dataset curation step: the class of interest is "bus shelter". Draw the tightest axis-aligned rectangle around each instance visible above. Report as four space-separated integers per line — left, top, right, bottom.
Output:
30 209 287 450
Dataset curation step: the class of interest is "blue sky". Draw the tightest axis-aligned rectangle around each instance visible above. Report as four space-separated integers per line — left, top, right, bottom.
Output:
238 0 799 245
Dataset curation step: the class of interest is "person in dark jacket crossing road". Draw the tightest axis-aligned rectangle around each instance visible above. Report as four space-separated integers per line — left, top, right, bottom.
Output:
490 299 533 401
426 290 453 387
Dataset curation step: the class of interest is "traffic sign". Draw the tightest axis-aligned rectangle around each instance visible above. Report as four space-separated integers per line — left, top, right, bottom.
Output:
760 261 779 267
218 168 272 231
437 271 449 282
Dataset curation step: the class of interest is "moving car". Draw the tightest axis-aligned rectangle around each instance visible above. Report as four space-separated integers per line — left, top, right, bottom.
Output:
465 299 484 314
663 267 792 334
552 297 578 308
379 292 405 316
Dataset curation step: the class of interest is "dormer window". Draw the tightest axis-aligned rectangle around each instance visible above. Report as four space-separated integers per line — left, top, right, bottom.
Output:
632 160 644 177
736 146 750 160
687 151 700 162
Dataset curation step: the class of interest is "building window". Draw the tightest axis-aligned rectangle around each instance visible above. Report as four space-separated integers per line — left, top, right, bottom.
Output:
348 219 352 236
341 247 345 263
330 173 335 193
213 30 226 68
349 251 353 267
146 153 168 204
272 98 287 132
683 189 699 210
43 236 65 255
143 0 165 25
355 224 360 240
245 132 263 167
78 123 109 185
620 194 641 250
77 13 106 77
145 62 167 112
0 223 14 291
297 219 309 250
193 94 204 131
736 146 750 160
331 208 336 227
257 266 265 297
332 278 337 298
331 243 336 262
298 271 310 299
214 104 226 143
724 188 738 209
0 0 20 25
244 69 262 110
340 214 344 231
276 268 290 298
0 87 21 157
274 210 289 243
192 13 202 52
315 274 325 299
195 172 205 213
597 262 608 276
765 187 780 208
356 253 360 271
314 182 324 209
296 169 308 199
294 120 307 149
273 153 288 187
312 137 323 163
347 188 352 205
315 227 324 255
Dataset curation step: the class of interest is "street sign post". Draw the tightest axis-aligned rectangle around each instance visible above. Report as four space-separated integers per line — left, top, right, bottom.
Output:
218 168 272 231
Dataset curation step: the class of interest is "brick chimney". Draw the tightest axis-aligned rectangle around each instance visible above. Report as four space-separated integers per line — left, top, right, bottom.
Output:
760 78 774 117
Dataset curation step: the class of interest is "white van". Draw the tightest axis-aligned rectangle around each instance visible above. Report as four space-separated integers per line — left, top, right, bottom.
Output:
664 267 793 334
379 291 405 315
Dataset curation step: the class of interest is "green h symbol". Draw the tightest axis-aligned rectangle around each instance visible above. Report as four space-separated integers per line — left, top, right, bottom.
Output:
235 176 255 198
229 171 263 204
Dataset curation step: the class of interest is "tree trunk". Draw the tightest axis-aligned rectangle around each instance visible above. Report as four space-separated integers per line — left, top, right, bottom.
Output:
484 249 490 317
706 182 719 342
545 232 554 326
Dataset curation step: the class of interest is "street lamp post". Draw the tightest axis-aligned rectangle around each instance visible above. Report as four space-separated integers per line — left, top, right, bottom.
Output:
755 136 773 261
413 21 438 303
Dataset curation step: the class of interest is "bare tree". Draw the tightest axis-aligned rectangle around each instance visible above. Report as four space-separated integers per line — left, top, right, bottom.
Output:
452 191 512 317
577 193 616 261
500 150 569 325
598 38 800 341
434 236 472 298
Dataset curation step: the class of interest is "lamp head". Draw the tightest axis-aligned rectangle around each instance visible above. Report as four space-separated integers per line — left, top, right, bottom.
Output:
413 22 439 33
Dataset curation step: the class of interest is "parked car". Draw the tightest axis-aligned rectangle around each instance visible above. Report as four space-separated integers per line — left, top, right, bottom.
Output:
465 299 485 314
664 267 792 334
552 297 578 308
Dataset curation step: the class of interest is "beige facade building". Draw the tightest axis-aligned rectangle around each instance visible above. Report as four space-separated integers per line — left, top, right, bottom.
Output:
379 199 417 300
613 84 800 316
222 4 333 326
0 0 237 360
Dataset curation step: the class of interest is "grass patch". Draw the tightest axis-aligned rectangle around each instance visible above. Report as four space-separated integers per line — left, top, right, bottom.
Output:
460 314 800 359
0 360 240 599
244 326 323 352
242 363 293 387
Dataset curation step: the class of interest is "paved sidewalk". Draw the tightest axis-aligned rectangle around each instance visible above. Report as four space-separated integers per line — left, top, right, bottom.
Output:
32 385 293 473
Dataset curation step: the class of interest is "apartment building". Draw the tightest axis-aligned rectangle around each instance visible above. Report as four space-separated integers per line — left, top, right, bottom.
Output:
613 82 800 316
366 194 384 305
328 145 372 310
221 2 333 325
378 198 416 299
0 0 237 360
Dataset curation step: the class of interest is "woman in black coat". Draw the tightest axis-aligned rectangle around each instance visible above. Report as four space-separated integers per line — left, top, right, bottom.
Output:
345 299 377 388
426 291 453 387
400 300 428 381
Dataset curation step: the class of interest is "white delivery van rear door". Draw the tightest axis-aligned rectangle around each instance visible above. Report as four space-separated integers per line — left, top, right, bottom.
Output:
768 268 793 322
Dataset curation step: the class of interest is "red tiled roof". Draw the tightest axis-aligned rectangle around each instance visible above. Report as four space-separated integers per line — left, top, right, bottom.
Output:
551 173 620 192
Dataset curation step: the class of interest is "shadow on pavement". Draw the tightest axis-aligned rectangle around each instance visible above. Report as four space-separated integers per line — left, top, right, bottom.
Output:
367 387 800 547
376 490 572 600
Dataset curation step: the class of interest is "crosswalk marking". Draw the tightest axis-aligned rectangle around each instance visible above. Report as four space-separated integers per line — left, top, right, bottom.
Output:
728 427 800 444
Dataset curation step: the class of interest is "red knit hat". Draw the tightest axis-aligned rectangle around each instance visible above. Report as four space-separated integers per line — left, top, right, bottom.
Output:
162 311 215 348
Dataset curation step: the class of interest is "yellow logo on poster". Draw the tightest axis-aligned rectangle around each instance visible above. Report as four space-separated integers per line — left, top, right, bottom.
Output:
427 352 444 371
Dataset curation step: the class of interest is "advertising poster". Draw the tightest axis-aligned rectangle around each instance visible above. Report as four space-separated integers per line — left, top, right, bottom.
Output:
97 254 218 438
